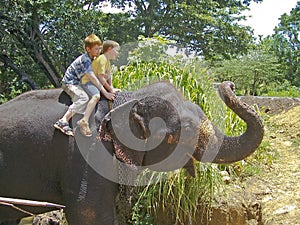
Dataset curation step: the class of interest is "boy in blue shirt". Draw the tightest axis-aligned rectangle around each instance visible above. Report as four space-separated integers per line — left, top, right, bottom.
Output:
54 34 115 136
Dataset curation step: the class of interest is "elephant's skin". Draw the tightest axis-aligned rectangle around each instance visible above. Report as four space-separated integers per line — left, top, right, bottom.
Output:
0 81 264 224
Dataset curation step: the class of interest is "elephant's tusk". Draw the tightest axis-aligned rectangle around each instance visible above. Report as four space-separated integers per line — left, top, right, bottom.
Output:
0 197 65 208
0 201 35 216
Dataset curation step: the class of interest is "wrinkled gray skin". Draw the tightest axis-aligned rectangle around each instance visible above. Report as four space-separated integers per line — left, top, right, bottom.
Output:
0 81 264 225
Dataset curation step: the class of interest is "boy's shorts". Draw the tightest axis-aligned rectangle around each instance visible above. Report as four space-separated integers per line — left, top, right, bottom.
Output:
82 81 100 97
62 83 89 114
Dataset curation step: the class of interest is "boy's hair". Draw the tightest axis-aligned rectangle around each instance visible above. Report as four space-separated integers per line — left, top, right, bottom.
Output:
102 40 120 53
84 34 102 49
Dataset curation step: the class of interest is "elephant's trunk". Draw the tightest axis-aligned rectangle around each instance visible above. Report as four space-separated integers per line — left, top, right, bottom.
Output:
195 81 264 164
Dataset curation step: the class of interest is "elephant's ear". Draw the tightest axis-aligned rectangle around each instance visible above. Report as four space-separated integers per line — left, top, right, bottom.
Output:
98 95 188 173
98 99 146 169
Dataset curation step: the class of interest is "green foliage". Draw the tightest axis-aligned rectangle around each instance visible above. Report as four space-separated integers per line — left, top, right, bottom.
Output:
2 0 298 100
212 13 300 96
263 80 300 97
270 2 300 87
131 165 224 225
224 107 246 136
114 60 216 115
128 35 174 63
0 70 29 104
212 47 282 96
110 0 260 60
0 0 138 97
113 36 217 116
1 0 65 86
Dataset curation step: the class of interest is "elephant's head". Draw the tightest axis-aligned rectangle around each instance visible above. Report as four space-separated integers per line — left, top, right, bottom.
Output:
98 81 264 176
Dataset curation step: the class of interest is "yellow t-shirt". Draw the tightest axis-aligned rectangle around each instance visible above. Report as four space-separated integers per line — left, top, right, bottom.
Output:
81 54 111 84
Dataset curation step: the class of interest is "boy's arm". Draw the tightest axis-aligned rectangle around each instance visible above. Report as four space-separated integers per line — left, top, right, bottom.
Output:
107 74 112 86
86 73 115 100
107 75 121 92
98 74 114 93
86 72 104 91
99 74 121 93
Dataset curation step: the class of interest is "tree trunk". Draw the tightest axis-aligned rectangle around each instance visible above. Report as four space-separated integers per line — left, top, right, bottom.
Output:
0 52 39 90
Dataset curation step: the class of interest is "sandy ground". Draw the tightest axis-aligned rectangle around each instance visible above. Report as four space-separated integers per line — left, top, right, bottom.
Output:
227 105 300 225
253 105 300 224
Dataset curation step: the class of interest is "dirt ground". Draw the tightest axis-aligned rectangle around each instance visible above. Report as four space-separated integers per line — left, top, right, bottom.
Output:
213 101 300 225
242 104 300 225
20 97 300 225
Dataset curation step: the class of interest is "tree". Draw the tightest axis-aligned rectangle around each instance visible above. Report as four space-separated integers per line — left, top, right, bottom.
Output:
271 1 300 87
213 47 281 96
0 0 138 100
108 0 263 59
0 0 65 88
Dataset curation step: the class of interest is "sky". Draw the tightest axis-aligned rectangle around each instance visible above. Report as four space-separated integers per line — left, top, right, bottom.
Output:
241 0 298 37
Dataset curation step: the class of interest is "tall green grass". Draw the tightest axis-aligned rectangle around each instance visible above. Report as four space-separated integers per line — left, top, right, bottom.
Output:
131 164 224 225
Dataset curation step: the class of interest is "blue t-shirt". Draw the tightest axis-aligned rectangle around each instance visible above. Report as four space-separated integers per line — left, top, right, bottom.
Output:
62 53 94 85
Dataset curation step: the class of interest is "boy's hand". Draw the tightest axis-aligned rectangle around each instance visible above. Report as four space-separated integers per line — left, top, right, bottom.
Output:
104 92 115 101
109 88 121 94
109 89 116 94
113 88 121 93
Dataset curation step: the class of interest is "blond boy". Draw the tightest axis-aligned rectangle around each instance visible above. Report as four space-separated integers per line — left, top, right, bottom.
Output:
78 40 120 136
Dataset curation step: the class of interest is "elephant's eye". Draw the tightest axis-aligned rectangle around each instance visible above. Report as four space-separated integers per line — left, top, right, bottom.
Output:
182 122 192 131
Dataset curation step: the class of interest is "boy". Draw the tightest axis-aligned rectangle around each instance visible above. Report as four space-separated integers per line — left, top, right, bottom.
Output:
54 34 115 136
78 40 120 136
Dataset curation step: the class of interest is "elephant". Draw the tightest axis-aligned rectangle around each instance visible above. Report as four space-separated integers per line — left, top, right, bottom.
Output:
0 81 264 225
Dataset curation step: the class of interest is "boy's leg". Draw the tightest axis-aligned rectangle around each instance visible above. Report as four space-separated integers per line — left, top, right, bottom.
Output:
62 109 75 122
64 84 89 115
77 94 100 137
82 94 101 122
54 84 89 136
78 82 101 137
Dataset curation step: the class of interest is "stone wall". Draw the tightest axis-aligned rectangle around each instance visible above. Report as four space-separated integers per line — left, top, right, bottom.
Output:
240 96 300 114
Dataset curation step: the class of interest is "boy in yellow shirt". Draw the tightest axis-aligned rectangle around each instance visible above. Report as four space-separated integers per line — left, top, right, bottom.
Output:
77 40 120 136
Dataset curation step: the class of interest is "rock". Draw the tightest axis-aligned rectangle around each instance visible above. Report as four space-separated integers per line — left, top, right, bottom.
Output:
32 210 64 225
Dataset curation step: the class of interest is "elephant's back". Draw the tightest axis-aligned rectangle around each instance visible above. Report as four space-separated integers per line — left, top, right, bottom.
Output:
0 88 66 116
0 88 68 143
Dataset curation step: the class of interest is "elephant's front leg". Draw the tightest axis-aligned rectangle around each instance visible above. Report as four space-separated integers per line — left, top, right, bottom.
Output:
62 165 117 225
64 196 116 225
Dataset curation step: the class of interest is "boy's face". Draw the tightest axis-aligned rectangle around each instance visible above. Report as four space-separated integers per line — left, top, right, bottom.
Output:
108 46 120 60
87 44 101 59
